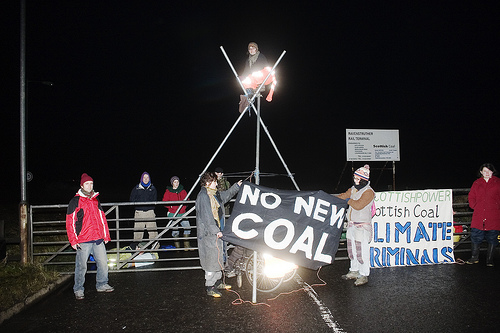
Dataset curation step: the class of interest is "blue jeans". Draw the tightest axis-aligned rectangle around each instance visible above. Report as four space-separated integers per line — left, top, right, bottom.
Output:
470 228 499 245
74 241 109 293
168 212 191 237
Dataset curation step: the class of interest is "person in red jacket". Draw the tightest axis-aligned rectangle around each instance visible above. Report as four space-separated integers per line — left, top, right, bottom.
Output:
467 163 500 266
162 176 191 249
66 173 113 300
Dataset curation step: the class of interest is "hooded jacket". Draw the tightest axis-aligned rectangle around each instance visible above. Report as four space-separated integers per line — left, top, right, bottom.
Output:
66 189 110 246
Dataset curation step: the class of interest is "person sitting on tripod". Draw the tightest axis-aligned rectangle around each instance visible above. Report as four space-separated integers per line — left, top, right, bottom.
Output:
239 41 269 113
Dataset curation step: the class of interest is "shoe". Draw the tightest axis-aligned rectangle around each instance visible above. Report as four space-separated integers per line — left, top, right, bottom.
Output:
216 281 232 290
225 270 236 278
207 286 222 298
354 275 369 286
466 258 479 264
341 270 360 280
74 291 84 300
97 284 114 293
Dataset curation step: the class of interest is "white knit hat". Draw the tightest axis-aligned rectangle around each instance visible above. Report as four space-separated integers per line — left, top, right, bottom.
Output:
354 164 370 181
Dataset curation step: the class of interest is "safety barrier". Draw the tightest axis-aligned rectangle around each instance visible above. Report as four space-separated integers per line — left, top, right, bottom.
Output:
29 189 473 273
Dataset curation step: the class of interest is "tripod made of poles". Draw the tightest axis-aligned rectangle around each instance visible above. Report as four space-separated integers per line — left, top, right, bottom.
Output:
186 46 298 303
138 47 298 302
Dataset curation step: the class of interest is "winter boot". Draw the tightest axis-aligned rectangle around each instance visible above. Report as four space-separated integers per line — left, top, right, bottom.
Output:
486 243 496 267
466 243 480 264
341 270 360 280
206 285 222 298
183 234 192 251
174 241 181 248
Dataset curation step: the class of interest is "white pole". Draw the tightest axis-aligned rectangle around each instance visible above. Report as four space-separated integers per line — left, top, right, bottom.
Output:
183 110 246 202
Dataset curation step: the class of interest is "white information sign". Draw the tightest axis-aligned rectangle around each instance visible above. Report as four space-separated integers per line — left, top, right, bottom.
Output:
346 129 400 161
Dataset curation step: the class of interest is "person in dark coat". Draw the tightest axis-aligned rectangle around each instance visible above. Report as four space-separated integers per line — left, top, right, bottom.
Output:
467 163 500 266
239 41 270 113
130 172 158 248
195 171 242 297
242 41 268 77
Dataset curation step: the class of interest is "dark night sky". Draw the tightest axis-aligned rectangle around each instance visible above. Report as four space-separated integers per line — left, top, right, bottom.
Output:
2 1 499 205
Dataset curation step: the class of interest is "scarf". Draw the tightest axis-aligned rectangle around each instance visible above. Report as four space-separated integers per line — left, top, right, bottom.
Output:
140 172 151 188
80 189 94 198
248 51 260 68
206 187 221 227
354 180 368 190
168 184 184 194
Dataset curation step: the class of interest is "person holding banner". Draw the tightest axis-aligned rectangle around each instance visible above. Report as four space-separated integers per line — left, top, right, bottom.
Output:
467 163 500 266
337 165 375 286
195 171 242 297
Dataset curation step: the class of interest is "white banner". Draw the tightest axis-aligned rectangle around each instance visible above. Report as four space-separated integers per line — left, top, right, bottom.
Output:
346 129 400 161
370 189 455 267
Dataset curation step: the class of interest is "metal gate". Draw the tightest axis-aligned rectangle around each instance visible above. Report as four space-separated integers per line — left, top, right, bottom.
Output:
30 200 201 274
29 189 473 273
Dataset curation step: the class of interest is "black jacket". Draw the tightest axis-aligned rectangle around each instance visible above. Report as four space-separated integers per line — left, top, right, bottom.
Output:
130 184 157 211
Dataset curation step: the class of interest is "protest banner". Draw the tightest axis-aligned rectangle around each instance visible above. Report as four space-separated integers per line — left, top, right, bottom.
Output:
223 182 348 270
371 189 455 267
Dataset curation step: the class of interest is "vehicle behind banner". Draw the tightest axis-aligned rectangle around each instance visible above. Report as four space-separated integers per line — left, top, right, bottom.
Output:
223 182 348 270
371 189 455 267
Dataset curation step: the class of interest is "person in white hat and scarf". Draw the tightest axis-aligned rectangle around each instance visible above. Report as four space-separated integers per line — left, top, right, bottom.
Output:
337 165 375 286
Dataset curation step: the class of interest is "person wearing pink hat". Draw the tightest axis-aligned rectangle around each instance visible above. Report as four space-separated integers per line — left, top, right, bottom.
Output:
337 165 375 286
66 173 113 300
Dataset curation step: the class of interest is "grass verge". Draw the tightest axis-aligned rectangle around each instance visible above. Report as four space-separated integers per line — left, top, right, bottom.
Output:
0 262 60 313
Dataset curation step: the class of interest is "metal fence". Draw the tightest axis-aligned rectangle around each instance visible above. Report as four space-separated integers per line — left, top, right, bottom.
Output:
29 189 473 273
